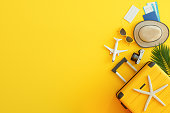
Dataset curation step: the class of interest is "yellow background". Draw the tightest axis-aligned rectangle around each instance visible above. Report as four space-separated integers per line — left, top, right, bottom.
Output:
0 0 169 113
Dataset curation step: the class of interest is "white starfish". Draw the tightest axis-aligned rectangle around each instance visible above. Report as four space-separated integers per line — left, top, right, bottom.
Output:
133 75 168 111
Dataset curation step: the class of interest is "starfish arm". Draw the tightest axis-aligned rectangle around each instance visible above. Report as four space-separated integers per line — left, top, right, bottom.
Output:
153 95 166 106
148 75 153 92
144 95 152 111
154 84 168 94
133 89 150 95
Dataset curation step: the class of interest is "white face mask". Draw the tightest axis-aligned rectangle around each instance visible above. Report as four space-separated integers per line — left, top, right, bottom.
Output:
124 5 139 23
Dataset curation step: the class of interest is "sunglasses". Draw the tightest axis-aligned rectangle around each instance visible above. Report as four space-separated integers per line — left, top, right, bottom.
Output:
120 28 134 43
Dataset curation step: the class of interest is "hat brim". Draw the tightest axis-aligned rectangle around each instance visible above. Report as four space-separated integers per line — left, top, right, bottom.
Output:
133 21 169 48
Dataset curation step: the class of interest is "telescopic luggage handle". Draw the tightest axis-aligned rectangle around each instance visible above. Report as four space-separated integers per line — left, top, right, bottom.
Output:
112 57 137 83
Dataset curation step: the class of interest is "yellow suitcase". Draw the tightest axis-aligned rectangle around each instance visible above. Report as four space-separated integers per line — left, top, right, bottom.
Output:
115 61 170 113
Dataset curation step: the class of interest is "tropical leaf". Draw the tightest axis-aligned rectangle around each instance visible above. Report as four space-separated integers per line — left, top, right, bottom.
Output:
151 44 170 76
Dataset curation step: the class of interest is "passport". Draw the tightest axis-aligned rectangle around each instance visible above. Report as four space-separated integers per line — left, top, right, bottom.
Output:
143 11 159 21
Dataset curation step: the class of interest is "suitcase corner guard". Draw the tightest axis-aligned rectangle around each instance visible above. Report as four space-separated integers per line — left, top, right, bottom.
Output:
148 62 155 68
117 92 124 99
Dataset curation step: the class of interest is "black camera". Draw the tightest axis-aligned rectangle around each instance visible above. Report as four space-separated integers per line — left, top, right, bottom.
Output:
131 49 145 64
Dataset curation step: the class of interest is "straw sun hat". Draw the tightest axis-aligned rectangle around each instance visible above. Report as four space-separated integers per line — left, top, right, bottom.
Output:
134 21 169 48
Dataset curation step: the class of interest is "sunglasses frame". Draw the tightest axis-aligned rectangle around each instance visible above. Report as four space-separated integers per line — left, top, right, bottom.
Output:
120 28 134 43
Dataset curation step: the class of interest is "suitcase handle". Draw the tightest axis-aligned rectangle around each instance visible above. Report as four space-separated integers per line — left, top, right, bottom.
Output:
112 57 137 83
112 57 127 73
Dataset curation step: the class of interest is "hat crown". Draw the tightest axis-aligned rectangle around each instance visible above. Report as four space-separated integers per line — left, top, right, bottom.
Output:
139 26 162 42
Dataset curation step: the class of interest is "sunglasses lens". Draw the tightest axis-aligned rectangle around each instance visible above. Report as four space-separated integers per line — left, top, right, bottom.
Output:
120 28 126 35
126 36 133 43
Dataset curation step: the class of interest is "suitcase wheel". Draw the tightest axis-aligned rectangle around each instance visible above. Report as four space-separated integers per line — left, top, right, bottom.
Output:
121 102 127 109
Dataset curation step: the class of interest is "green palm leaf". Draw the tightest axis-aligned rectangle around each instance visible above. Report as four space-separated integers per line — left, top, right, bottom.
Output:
151 44 170 76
